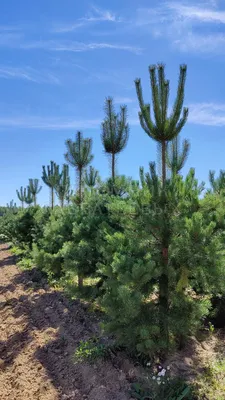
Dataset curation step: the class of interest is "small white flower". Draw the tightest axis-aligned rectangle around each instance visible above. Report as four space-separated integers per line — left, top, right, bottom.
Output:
157 381 161 385
161 369 166 376
162 382 165 385
158 365 162 369
167 366 170 370
146 362 151 366
157 377 160 381
152 376 156 380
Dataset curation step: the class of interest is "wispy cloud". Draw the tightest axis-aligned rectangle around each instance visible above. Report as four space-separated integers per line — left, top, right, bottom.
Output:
53 5 122 33
0 116 101 130
0 66 60 84
0 113 140 130
114 97 135 104
136 1 225 54
1 103 224 130
174 32 225 53
189 103 225 126
0 25 21 32
21 40 143 54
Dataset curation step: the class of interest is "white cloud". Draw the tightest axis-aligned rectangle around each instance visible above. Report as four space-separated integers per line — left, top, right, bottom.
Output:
189 103 225 126
53 5 121 33
168 2 225 24
0 66 60 84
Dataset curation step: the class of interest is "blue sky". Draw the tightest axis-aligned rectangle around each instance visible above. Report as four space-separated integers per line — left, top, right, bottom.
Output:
1 0 225 206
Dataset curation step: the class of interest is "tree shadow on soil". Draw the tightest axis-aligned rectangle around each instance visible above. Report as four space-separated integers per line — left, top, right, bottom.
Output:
0 255 17 269
0 267 130 399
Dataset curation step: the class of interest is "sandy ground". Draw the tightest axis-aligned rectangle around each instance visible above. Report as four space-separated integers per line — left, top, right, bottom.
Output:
0 243 134 400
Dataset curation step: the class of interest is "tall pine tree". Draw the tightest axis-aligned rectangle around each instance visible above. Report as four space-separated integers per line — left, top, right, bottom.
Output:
135 63 188 351
64 131 93 288
65 131 93 205
55 164 70 207
42 161 60 209
16 186 26 208
101 97 129 191
29 179 42 206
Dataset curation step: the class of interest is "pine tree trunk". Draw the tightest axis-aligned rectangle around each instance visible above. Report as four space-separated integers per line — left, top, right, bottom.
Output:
51 188 54 210
159 247 169 353
34 196 37 207
22 201 24 209
78 168 82 205
78 273 83 290
159 140 169 354
112 153 115 183
78 167 83 289
161 141 167 186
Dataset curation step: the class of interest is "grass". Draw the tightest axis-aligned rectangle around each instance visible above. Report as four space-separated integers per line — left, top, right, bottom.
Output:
194 357 225 400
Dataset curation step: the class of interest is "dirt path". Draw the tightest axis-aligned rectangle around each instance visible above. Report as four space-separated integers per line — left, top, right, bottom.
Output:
0 243 133 400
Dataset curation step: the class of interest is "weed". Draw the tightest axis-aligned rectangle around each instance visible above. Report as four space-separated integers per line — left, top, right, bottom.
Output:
73 338 109 363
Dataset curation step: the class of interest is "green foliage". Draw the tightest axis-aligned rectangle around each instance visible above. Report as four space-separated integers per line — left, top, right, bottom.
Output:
84 166 99 188
32 205 78 278
98 169 224 354
166 136 190 176
74 339 109 363
62 190 111 285
209 170 225 194
135 64 188 144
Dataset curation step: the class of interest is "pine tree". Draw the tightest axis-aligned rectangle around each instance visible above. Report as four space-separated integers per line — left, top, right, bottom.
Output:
42 161 60 209
24 187 34 206
166 136 190 176
209 170 225 194
55 164 70 207
64 131 93 288
28 179 42 206
84 166 99 189
135 64 188 351
65 131 93 205
16 186 26 208
65 189 74 205
101 97 129 190
6 200 17 211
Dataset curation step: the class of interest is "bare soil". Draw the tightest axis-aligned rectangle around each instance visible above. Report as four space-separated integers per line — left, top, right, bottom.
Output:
0 243 135 400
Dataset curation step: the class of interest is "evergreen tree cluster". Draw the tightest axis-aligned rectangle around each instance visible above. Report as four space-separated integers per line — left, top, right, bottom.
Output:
1 62 225 361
